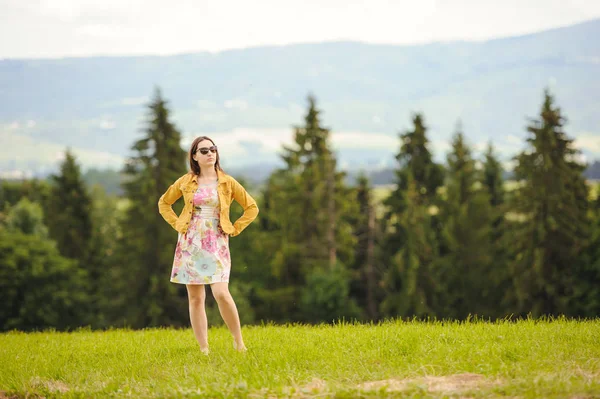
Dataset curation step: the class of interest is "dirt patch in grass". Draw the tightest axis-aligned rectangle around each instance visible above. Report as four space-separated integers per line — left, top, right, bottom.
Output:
247 374 500 398
0 378 71 399
29 376 70 394
357 372 501 394
248 377 329 398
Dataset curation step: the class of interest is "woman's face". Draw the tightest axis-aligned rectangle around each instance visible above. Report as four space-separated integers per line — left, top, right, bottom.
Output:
192 139 217 168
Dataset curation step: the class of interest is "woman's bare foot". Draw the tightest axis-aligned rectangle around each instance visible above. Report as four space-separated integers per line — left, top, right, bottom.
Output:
233 340 247 352
200 346 210 355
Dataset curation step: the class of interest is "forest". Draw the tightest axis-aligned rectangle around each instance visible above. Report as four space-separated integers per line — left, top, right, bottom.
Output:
1 87 599 332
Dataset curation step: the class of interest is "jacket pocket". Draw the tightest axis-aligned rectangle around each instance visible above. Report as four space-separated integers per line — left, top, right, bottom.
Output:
222 187 232 200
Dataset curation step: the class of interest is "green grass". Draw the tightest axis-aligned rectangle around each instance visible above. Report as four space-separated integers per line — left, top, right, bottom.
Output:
1 318 599 398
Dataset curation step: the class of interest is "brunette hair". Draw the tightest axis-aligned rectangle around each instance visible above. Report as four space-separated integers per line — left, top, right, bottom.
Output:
188 136 224 176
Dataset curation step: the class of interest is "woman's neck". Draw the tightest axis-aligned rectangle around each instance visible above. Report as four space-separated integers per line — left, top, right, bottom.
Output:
198 165 217 179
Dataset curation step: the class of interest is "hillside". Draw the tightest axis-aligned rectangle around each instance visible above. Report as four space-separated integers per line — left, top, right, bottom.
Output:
1 18 599 176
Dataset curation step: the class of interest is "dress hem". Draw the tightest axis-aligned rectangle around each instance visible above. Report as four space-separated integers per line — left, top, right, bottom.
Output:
170 279 230 285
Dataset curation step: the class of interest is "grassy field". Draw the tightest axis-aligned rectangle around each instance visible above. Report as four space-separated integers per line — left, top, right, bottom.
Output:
1 318 599 398
370 179 600 220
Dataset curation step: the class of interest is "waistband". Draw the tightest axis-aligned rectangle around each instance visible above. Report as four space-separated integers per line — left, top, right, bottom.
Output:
193 205 219 218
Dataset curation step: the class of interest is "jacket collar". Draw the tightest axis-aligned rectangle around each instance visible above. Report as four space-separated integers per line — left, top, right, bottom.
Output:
190 169 227 185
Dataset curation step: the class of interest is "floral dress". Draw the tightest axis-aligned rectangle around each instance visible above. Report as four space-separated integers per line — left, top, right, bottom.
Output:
170 180 231 284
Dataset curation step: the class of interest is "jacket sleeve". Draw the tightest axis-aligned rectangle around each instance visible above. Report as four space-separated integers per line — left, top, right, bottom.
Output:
230 177 259 237
158 177 183 231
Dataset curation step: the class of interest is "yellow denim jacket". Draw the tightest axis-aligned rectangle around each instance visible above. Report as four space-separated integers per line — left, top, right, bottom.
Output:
158 169 259 237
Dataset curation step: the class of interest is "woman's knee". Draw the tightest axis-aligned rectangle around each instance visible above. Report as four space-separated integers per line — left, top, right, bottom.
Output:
211 285 231 303
186 285 206 306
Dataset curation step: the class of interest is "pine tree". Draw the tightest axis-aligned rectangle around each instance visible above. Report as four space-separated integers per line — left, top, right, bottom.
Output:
45 148 93 261
383 113 444 263
381 172 439 318
435 129 494 319
509 89 590 317
43 150 98 326
483 142 505 209
277 95 347 270
381 113 444 318
482 143 512 317
262 94 359 322
85 184 122 328
385 114 444 217
113 87 188 328
348 173 380 320
572 194 600 317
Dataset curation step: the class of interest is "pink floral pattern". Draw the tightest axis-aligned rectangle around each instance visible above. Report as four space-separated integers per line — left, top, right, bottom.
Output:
218 244 230 263
201 229 217 252
170 181 231 285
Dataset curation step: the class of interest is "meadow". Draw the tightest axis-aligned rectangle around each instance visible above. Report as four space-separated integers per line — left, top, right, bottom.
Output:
1 317 599 398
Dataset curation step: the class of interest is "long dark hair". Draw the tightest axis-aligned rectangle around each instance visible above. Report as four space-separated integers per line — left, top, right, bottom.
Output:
188 136 224 176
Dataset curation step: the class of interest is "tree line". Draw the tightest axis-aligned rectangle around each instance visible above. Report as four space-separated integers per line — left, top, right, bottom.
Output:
1 87 599 332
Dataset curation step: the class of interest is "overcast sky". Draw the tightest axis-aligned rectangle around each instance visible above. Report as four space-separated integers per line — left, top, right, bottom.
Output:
1 0 600 59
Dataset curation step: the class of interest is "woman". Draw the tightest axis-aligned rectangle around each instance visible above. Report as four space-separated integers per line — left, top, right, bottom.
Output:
158 136 259 355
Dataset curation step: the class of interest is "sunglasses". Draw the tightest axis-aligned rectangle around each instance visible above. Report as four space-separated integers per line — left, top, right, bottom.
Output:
196 145 218 155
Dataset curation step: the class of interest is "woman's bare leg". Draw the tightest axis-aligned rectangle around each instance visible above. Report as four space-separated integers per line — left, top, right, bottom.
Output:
210 282 246 351
186 284 209 352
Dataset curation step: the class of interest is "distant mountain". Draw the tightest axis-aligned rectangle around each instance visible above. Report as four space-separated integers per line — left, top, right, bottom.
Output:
1 18 599 177
584 160 600 180
78 160 598 196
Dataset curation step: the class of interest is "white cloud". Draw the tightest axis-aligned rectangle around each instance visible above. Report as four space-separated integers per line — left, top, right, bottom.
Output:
0 170 34 179
35 0 145 22
99 119 116 129
573 133 600 154
184 127 293 159
76 23 142 39
330 131 396 150
0 130 124 170
574 56 600 65
197 100 218 109
429 139 452 158
506 135 522 145
119 96 148 106
224 99 248 110
2 0 600 58
0 121 38 131
183 127 398 160
473 141 488 152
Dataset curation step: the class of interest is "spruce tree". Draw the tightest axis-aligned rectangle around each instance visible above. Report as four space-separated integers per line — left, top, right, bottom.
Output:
86 184 122 328
381 172 439 318
43 149 98 326
383 113 444 264
482 143 512 317
381 113 444 318
45 148 93 261
385 113 444 216
348 173 380 320
509 89 590 317
262 94 358 322
483 142 505 209
113 87 188 328
571 194 600 317
435 129 494 319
